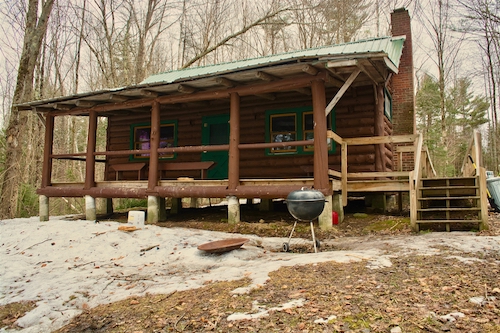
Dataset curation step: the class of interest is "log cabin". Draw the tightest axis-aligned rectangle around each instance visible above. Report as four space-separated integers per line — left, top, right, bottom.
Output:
17 8 417 228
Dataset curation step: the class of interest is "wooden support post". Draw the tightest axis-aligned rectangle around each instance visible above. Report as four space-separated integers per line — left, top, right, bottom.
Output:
366 194 386 213
374 85 385 172
409 171 418 232
85 111 98 190
228 92 240 190
341 142 348 206
332 193 344 223
479 167 489 230
39 195 49 221
147 195 159 224
159 197 167 221
311 79 329 191
189 198 199 208
227 195 240 224
85 195 97 221
259 199 274 211
319 195 333 230
41 113 54 188
170 198 182 214
148 102 160 190
106 198 113 215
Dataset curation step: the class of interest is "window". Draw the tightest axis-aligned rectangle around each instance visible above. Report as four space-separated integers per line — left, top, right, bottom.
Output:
303 112 335 151
384 88 392 120
130 121 177 160
270 113 296 153
266 106 335 155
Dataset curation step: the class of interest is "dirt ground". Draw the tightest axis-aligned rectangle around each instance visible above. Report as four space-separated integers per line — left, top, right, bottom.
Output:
2 206 500 333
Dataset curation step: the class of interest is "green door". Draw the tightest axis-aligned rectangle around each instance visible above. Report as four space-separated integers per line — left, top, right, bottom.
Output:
202 114 229 179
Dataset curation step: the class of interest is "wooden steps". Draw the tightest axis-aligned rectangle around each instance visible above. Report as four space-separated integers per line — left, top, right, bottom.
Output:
415 176 483 232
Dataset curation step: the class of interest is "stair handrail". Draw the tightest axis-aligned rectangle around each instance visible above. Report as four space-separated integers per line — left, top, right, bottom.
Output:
413 133 424 184
461 130 482 176
410 133 425 231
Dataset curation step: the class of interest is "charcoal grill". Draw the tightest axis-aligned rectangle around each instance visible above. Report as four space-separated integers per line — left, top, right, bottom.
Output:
283 188 325 253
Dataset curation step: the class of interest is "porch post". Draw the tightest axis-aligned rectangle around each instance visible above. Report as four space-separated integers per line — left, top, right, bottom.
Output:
311 79 329 191
40 113 55 221
41 113 54 188
228 92 240 190
85 111 97 190
228 92 241 224
147 101 161 224
84 111 97 220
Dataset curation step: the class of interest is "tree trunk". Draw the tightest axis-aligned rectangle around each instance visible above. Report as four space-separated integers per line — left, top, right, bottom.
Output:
0 0 55 218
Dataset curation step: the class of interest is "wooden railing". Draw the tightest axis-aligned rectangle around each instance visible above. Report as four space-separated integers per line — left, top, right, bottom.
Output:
460 130 489 225
327 131 434 207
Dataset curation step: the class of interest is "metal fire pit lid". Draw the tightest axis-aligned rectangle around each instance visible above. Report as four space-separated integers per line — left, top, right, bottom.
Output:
197 238 249 253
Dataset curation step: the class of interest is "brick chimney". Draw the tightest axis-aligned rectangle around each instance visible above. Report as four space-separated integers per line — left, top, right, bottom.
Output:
390 8 415 135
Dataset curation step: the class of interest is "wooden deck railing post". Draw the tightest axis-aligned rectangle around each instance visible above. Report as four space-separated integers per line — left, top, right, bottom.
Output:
341 142 348 207
84 110 98 221
148 102 160 190
40 113 55 221
41 113 54 188
228 92 240 190
85 111 97 190
311 79 329 192
147 101 161 224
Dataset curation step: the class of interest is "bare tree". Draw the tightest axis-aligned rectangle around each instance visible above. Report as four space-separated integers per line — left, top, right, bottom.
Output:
0 0 55 218
458 0 500 173
181 2 291 68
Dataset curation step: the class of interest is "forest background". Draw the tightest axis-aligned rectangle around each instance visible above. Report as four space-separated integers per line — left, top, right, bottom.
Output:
0 0 497 219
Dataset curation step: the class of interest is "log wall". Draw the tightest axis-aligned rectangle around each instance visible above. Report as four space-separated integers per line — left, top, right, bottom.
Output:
105 84 394 181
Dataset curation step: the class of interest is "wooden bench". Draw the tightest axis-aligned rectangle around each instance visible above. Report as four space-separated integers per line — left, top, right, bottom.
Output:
110 163 146 180
159 161 215 179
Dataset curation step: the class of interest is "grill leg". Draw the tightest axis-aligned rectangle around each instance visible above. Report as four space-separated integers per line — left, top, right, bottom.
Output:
311 220 318 253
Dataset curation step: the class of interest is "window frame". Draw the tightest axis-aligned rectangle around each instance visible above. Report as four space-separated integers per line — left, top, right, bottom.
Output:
265 106 335 156
129 120 178 161
384 88 393 121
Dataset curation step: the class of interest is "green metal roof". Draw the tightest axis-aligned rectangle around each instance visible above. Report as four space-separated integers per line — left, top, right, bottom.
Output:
142 36 405 85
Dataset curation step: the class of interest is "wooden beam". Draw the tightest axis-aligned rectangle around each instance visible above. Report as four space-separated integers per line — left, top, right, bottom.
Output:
347 171 410 178
324 73 344 88
302 64 319 76
148 102 160 190
177 84 197 94
344 134 417 145
75 100 96 108
34 107 54 113
53 103 73 110
356 62 379 84
325 69 361 115
140 89 159 98
312 79 329 191
108 94 129 103
327 59 358 68
341 142 348 206
295 87 311 95
256 71 278 81
326 130 343 144
215 77 237 87
256 93 276 100
347 180 409 192
54 73 328 115
85 111 98 190
228 92 240 190
41 114 54 187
